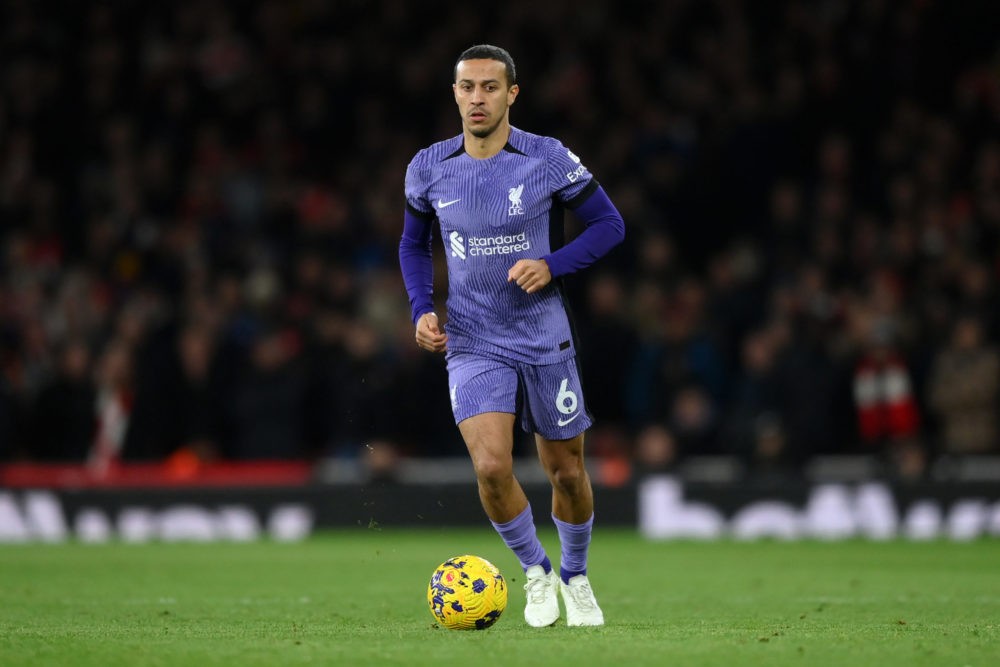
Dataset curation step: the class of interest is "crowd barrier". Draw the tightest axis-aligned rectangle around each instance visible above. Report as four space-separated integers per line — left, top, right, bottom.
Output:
1 458 998 542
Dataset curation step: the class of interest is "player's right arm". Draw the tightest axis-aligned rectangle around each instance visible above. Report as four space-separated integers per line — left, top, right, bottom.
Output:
399 153 448 352
414 312 447 352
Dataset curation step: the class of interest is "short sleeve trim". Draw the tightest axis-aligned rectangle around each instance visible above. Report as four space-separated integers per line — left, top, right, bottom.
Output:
564 179 599 210
406 201 435 220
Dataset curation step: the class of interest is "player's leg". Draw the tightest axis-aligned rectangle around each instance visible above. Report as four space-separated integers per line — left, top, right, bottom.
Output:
458 411 526 523
458 413 559 627
535 431 597 585
448 353 558 627
522 358 604 626
535 433 604 626
535 432 593 524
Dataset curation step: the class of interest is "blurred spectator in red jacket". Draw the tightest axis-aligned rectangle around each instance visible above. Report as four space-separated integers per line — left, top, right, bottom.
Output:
851 321 920 446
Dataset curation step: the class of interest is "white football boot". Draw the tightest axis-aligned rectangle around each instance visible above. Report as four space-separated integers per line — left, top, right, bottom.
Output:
560 574 604 626
522 565 560 627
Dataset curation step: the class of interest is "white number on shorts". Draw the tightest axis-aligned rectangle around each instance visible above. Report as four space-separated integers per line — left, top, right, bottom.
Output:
555 378 578 415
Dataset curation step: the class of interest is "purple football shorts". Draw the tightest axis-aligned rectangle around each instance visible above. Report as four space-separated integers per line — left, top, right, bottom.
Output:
445 351 593 440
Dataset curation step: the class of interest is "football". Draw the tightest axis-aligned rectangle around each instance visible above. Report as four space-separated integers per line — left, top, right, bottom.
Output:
427 554 508 630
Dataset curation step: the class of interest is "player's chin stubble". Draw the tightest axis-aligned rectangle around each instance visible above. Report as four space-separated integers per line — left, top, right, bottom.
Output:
467 116 504 139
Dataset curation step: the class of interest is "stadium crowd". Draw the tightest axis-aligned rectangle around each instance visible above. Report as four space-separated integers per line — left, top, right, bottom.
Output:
1 0 998 480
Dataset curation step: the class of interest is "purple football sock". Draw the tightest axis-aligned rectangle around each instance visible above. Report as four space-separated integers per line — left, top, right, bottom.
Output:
552 513 593 583
491 505 551 573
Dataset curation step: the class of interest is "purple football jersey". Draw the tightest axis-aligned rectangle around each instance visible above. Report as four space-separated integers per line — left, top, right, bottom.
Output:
404 127 597 364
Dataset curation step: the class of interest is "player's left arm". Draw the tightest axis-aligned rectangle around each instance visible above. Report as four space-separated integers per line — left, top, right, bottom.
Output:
540 184 625 278
507 186 625 293
509 140 624 293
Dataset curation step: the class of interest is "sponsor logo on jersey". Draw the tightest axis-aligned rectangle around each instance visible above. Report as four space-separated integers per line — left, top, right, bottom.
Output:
449 231 466 260
566 150 588 182
448 231 531 260
469 232 529 256
566 164 588 182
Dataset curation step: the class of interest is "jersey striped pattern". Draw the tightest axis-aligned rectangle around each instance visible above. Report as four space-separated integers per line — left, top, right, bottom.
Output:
405 127 597 364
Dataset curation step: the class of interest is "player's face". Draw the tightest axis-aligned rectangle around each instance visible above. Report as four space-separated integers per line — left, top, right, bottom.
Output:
453 59 519 139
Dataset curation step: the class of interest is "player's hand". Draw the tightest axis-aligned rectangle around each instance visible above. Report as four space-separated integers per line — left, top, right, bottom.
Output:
415 312 447 353
507 259 551 294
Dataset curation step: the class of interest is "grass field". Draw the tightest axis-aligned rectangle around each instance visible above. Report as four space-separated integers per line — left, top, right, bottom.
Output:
1 529 998 666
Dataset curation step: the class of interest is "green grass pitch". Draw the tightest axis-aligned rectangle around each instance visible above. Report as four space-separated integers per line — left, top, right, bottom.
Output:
1 529 997 666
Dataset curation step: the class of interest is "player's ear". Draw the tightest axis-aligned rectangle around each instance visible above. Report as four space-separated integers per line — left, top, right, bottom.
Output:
507 84 519 106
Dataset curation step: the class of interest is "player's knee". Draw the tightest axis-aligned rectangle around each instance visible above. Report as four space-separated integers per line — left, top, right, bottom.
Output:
551 462 586 496
473 455 513 488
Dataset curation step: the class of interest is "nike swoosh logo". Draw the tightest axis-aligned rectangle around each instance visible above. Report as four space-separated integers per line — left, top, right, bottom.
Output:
557 413 581 427
438 198 461 209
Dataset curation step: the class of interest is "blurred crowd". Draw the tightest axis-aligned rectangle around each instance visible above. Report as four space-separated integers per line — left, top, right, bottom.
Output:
1 0 998 479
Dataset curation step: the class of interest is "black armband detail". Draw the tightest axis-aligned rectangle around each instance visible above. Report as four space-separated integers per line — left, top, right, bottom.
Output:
564 179 600 210
406 201 436 220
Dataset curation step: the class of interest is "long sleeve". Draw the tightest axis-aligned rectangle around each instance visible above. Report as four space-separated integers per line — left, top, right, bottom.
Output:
398 207 436 324
542 186 625 278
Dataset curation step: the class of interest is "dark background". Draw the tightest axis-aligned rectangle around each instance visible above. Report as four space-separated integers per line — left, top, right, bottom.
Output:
1 0 998 481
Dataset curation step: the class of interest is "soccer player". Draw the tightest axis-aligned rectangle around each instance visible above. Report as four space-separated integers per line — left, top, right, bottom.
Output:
399 44 624 627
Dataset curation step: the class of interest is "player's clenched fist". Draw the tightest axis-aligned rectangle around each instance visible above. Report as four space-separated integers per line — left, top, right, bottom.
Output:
507 259 551 294
415 312 448 352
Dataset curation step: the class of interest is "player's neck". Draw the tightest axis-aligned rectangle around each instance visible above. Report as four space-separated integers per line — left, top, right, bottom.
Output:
463 123 511 160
